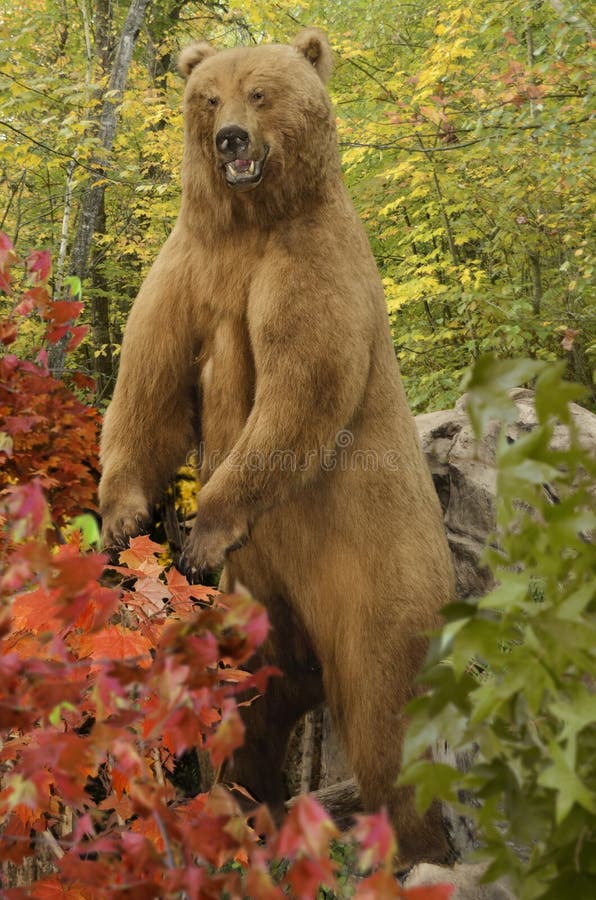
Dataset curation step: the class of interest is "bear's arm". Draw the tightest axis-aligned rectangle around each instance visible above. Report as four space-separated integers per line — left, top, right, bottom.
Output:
99 250 198 547
184 245 375 571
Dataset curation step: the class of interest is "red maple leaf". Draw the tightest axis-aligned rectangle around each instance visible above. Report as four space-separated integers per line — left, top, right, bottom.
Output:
0 320 17 345
352 808 397 869
277 795 339 861
286 855 337 900
52 546 106 596
66 324 89 351
405 884 456 900
245 863 285 900
0 231 16 293
2 481 48 539
27 249 52 283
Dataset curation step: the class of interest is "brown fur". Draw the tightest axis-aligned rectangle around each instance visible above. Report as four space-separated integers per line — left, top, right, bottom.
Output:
99 28 455 864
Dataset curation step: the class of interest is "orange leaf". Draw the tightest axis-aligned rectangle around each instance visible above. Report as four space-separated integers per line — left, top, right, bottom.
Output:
119 534 165 576
78 625 153 667
166 566 218 611
26 876 89 899
11 588 63 634
205 701 245 767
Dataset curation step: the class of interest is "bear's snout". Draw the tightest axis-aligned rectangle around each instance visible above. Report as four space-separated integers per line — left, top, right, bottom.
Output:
216 125 250 159
215 123 269 191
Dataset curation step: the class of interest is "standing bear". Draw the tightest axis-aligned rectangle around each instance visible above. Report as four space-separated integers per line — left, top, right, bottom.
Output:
99 29 455 864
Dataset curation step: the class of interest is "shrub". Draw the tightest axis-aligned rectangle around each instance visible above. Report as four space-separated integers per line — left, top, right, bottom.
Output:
401 356 596 900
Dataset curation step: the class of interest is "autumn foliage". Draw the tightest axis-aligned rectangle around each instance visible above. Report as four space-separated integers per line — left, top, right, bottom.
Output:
0 237 452 897
0 234 99 526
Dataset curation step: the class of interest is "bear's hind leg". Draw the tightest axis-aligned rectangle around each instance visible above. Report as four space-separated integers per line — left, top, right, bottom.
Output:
326 619 451 866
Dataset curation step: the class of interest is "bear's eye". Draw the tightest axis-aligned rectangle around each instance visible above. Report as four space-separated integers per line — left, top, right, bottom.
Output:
250 89 265 104
206 96 219 108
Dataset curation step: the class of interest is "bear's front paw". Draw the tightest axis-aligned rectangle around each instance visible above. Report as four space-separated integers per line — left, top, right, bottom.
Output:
180 508 248 583
101 507 151 563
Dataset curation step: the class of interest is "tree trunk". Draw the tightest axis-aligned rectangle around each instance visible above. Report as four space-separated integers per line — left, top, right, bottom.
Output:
53 158 76 302
145 0 186 91
528 251 543 316
90 193 114 402
49 0 150 376
70 0 150 282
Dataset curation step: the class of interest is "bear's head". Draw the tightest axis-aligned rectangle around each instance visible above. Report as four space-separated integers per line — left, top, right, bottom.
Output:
177 29 338 212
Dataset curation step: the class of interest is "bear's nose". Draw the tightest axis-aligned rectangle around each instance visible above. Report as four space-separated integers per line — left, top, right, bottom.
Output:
216 125 250 157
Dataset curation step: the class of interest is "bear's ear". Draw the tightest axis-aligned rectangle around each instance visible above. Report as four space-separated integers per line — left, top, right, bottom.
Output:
177 41 217 80
292 28 333 84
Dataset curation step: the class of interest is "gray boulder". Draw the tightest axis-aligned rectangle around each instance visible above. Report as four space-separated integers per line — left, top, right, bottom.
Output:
405 862 516 900
416 388 596 599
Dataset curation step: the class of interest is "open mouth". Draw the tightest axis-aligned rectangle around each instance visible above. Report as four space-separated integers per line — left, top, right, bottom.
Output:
224 147 269 189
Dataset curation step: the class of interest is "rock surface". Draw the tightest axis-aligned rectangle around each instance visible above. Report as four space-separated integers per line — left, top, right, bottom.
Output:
415 388 596 599
404 862 516 900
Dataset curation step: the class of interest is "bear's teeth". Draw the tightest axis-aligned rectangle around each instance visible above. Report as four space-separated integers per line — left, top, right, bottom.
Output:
226 160 258 179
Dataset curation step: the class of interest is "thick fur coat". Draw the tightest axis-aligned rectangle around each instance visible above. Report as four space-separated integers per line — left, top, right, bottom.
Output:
99 29 455 863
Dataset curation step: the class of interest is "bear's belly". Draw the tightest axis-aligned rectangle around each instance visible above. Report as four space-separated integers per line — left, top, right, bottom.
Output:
198 316 255 482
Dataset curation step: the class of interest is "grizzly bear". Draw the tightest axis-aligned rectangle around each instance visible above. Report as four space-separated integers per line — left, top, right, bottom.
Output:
99 28 455 864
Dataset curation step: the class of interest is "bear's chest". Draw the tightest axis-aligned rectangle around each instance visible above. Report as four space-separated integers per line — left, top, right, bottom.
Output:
189 234 268 480
197 313 255 480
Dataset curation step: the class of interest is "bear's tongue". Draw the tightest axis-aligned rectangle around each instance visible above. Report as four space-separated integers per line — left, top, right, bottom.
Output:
233 159 253 173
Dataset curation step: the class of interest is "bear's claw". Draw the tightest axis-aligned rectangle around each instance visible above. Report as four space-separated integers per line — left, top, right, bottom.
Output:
101 511 151 564
177 555 205 585
179 513 248 582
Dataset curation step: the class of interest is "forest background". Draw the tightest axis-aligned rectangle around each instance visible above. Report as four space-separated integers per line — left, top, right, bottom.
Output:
1 0 594 413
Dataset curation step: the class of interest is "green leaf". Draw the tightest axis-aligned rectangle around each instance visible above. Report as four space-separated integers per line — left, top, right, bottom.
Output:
462 356 545 439
398 760 461 813
49 701 76 728
538 742 596 824
67 512 101 550
534 364 586 423
62 275 82 301
549 687 596 748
